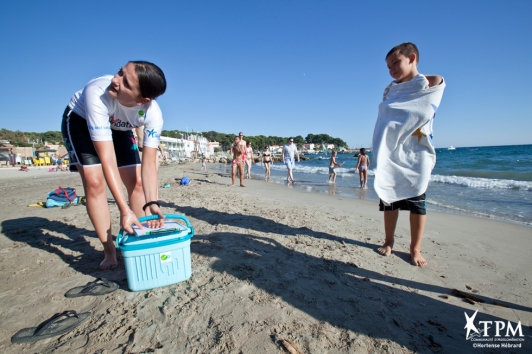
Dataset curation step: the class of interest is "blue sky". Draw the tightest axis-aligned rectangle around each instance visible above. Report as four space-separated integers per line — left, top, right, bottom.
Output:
1 1 530 148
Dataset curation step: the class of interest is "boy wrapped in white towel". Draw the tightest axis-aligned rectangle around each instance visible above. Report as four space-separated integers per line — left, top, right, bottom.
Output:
372 42 446 267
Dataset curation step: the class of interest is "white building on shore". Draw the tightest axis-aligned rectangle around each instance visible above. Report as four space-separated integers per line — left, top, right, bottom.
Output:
159 136 185 159
159 135 218 159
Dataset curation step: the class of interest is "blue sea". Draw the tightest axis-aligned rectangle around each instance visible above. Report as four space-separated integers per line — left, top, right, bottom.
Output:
215 145 532 226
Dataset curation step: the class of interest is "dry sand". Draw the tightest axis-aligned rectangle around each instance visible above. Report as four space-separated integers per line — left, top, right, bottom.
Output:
0 164 530 353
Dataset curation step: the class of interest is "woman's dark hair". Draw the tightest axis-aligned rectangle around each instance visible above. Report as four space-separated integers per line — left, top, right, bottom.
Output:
129 61 167 99
360 148 366 154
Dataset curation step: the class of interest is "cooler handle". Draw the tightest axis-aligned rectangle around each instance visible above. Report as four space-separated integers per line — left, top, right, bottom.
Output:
116 213 193 249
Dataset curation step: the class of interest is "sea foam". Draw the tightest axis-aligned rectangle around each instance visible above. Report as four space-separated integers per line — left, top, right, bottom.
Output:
430 175 532 191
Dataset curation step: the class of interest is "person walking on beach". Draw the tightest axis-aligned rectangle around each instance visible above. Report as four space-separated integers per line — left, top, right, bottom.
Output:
244 141 253 179
61 61 167 270
372 42 445 267
235 132 246 178
261 145 274 181
230 135 246 187
355 148 370 189
8 148 16 167
201 157 207 171
328 150 342 183
282 137 299 183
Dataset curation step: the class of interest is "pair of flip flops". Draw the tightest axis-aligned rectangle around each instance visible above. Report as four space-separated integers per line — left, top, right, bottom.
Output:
64 278 119 298
11 279 118 344
11 310 91 343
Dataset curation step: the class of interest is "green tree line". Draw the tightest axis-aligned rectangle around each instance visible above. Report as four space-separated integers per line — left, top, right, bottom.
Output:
0 128 63 147
1 127 348 151
162 130 348 151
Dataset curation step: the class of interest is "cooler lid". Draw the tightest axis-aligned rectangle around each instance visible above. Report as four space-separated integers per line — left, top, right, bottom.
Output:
119 221 191 247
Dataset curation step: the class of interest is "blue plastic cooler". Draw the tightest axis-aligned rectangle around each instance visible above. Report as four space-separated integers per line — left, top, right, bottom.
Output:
116 214 195 291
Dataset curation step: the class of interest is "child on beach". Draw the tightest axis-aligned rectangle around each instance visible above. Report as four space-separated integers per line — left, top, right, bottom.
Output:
372 42 445 267
56 163 68 172
201 157 207 171
230 136 246 187
355 148 370 189
328 151 342 183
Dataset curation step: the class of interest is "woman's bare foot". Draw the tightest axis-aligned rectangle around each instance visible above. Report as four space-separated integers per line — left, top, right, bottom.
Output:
410 250 427 267
100 253 118 270
377 242 393 256
229 184 235 187
240 184 246 187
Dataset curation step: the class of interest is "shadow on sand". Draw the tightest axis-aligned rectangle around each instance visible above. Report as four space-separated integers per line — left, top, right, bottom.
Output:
1 217 126 282
166 202 532 352
3 206 531 352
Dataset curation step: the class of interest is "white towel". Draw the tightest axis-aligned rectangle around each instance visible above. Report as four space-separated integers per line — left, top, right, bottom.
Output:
372 74 446 204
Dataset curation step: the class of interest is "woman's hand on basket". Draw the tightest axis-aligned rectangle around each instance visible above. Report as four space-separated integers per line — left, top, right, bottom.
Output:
121 209 143 234
145 204 165 228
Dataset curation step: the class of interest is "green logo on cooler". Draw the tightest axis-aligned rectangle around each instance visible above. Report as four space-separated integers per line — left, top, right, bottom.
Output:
160 252 171 263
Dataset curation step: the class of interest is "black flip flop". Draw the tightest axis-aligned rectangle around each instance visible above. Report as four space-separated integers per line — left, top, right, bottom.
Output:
11 310 91 343
64 278 119 298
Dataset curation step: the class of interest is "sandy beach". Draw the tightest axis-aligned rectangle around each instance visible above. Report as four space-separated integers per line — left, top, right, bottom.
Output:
0 163 530 353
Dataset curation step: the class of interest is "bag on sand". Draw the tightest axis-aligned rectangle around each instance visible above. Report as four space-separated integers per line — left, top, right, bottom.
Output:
180 177 191 186
46 186 79 208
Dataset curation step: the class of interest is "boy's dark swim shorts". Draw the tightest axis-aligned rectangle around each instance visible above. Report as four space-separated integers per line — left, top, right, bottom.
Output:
378 193 427 215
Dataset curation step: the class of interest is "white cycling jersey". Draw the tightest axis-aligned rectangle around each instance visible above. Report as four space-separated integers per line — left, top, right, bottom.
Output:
69 75 163 148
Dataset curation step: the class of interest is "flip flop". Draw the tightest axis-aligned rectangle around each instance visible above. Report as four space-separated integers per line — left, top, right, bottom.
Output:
64 278 119 298
11 310 91 343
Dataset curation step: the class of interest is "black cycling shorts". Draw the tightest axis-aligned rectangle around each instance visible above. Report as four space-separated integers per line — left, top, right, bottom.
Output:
61 107 140 172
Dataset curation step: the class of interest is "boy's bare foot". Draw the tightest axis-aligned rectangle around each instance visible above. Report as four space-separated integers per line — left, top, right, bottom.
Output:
377 242 393 256
240 184 246 187
229 184 235 187
411 250 427 267
100 254 118 270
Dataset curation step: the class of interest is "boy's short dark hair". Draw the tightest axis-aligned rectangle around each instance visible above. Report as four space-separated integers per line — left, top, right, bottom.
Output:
386 42 419 64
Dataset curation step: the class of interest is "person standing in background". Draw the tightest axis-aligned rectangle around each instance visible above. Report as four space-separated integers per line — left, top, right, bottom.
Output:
244 141 253 179
282 137 299 183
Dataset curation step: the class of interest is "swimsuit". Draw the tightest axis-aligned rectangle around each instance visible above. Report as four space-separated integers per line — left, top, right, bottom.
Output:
379 193 427 215
358 155 368 171
232 142 246 162
232 155 245 166
262 152 272 164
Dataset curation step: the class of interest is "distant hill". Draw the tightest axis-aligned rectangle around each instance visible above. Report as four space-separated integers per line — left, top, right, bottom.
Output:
0 128 62 147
